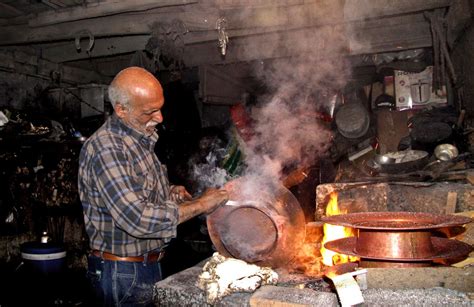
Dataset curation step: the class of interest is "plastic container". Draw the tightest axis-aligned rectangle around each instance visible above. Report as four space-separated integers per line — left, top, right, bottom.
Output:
20 242 66 275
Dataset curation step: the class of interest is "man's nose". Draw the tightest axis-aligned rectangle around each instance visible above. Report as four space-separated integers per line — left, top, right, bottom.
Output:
153 111 163 123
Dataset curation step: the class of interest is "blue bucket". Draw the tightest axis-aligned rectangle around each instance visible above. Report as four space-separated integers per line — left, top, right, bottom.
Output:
20 242 66 275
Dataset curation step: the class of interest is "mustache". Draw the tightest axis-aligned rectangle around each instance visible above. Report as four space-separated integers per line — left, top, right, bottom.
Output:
146 121 159 128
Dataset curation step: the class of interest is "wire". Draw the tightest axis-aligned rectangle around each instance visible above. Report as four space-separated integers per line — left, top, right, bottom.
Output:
61 87 105 114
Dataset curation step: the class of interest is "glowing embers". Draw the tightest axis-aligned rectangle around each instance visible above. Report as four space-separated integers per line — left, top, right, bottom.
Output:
320 192 359 266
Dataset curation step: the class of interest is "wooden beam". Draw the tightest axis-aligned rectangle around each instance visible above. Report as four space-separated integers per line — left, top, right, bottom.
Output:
183 13 432 67
0 2 24 18
29 0 198 27
0 50 110 84
40 25 310 62
1 9 210 45
44 12 432 68
41 0 62 10
347 13 432 54
47 0 67 8
40 10 433 69
343 0 450 21
41 36 150 63
0 0 450 45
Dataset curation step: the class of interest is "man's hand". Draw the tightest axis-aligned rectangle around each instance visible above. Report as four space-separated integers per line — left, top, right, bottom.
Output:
170 185 192 204
199 188 229 213
177 188 229 224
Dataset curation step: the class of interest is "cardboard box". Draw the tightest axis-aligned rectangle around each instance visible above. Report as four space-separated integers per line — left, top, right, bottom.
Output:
394 66 447 110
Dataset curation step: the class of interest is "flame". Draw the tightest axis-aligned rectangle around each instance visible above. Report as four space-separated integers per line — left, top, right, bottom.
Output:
320 192 359 266
293 242 324 277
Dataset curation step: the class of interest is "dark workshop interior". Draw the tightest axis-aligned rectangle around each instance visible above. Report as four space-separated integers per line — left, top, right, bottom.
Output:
0 0 473 306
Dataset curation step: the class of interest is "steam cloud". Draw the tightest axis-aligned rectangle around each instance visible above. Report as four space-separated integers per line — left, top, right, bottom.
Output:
237 4 351 196
191 1 353 197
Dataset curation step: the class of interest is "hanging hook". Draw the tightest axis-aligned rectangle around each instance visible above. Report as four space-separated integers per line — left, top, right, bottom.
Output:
216 17 229 56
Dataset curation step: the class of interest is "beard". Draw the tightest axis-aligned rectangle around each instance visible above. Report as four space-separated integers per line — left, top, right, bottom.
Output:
144 120 159 136
127 117 159 136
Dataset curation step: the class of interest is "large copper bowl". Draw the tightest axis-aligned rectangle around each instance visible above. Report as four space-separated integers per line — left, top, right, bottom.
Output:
207 177 306 267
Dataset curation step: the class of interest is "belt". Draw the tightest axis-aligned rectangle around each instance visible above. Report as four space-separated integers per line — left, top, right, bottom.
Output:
91 250 165 263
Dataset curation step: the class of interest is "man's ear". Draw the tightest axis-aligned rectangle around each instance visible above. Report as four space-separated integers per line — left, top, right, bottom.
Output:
115 103 128 119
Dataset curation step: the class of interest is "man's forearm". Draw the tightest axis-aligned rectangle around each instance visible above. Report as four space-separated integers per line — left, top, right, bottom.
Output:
177 199 214 224
177 189 229 224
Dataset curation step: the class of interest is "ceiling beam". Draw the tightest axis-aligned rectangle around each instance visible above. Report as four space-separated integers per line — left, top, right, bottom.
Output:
343 0 450 21
40 25 313 62
0 49 110 84
184 14 433 67
41 0 62 10
47 0 67 8
346 12 432 54
41 12 432 66
29 0 198 27
0 2 24 18
41 35 150 62
0 0 450 46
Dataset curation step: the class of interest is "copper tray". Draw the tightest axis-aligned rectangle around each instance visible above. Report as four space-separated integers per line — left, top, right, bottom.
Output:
324 236 473 261
322 212 472 230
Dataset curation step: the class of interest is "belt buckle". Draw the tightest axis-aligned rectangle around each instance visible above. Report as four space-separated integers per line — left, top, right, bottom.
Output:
157 250 165 261
148 250 164 262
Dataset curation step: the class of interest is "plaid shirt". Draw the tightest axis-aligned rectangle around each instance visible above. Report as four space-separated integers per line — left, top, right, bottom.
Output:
78 115 178 256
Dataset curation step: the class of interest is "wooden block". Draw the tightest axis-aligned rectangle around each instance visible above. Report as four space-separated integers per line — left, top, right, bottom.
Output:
453 211 474 245
375 109 409 154
445 191 457 214
467 171 474 185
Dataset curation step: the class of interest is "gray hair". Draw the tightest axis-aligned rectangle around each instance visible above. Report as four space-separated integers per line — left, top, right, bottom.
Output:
108 83 131 109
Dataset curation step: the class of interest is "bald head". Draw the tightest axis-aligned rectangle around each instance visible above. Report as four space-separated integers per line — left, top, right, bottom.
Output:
108 67 163 109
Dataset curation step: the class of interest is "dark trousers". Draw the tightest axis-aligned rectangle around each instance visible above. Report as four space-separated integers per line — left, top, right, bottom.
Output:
87 254 163 307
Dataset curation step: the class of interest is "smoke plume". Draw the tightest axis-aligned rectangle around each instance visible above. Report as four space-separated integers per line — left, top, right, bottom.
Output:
237 3 351 195
190 2 354 197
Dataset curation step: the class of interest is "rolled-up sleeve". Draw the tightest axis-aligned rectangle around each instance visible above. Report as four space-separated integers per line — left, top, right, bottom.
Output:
92 146 179 239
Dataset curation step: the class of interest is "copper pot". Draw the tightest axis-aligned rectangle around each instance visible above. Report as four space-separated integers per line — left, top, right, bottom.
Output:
207 177 306 267
355 230 436 259
323 212 473 267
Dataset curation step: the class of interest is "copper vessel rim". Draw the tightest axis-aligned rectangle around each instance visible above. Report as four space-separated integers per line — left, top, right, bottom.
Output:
321 211 472 230
324 236 473 261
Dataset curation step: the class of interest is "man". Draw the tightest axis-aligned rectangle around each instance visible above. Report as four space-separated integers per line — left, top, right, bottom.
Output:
78 66 228 306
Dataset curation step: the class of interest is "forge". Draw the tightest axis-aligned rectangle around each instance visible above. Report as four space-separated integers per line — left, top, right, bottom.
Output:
154 181 474 306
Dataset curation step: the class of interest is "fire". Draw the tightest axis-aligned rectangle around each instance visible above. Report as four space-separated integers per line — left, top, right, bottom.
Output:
293 242 324 277
320 192 358 266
